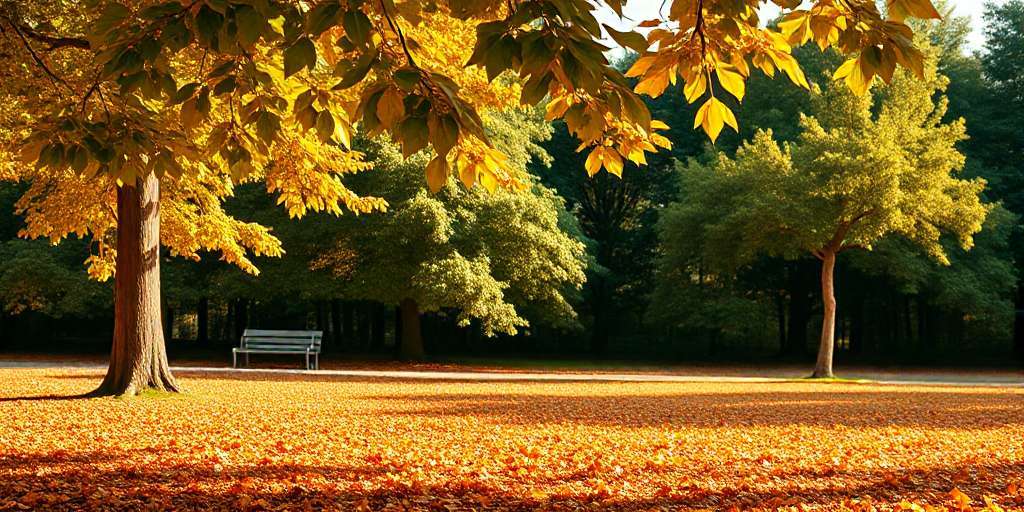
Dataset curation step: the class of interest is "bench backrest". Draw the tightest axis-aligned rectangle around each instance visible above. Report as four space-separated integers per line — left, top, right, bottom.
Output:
240 329 322 352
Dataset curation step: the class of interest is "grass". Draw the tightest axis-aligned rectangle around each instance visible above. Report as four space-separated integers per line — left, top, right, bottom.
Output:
1 367 1022 510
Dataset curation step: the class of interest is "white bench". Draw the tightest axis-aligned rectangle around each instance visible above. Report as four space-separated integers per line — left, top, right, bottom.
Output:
232 329 322 370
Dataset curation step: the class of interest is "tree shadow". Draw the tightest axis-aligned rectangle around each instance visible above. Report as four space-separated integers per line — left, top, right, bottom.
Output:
366 388 1024 429
0 448 1020 510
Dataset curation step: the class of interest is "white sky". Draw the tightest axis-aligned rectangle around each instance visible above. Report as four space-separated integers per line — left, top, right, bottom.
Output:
596 0 1004 53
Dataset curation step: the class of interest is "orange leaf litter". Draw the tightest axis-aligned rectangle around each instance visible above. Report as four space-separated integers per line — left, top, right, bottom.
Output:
1 368 1022 511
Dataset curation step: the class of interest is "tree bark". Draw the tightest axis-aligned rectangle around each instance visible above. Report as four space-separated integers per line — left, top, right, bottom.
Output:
399 298 425 360
812 251 837 378
93 174 179 396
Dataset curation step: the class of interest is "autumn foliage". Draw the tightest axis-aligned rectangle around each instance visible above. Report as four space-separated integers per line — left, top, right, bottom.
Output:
2 368 1022 511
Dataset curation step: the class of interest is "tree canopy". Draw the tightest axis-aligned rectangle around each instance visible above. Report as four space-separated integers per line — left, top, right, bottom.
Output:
655 45 989 375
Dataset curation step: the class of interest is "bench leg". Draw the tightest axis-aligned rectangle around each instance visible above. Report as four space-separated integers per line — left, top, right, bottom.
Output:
305 353 310 370
245 353 249 367
232 352 236 369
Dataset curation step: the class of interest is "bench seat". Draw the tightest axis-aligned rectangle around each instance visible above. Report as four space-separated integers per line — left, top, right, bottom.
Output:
233 329 322 370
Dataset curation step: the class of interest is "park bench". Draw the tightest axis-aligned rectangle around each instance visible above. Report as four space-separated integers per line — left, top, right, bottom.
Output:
233 329 322 370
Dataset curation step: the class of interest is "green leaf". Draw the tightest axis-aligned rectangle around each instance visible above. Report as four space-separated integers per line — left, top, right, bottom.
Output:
315 110 335 143
398 116 429 157
284 37 317 77
393 68 421 92
173 82 200 104
256 111 281 144
333 47 377 89
195 5 224 46
603 25 648 53
213 76 237 96
306 2 341 37
235 5 265 46
342 10 372 47
428 113 459 156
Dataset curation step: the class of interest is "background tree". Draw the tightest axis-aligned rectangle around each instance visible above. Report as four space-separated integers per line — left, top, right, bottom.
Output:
656 51 989 377
316 110 588 359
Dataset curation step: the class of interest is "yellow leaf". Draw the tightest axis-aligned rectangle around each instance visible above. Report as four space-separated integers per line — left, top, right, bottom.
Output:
376 87 405 128
716 66 745 101
694 96 735 143
604 149 624 177
425 156 447 193
480 169 498 192
634 69 671 97
459 161 478 188
683 73 707 103
584 148 603 177
625 55 656 78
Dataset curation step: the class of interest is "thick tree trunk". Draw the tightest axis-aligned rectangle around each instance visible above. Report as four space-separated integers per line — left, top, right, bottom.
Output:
399 298 425 360
93 174 179 396
812 251 837 378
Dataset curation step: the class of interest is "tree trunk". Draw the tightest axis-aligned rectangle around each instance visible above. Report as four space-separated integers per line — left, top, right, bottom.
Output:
812 251 837 378
163 306 175 342
1014 286 1024 359
197 296 209 345
775 293 787 354
371 303 386 351
343 301 355 344
234 298 249 341
93 174 178 396
356 301 371 348
330 299 343 348
399 298 425 360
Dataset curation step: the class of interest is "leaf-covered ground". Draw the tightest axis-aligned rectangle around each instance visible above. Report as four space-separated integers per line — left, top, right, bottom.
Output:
1 368 1022 511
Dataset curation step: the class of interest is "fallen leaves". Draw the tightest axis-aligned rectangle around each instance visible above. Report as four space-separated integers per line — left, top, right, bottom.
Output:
0 368 1022 511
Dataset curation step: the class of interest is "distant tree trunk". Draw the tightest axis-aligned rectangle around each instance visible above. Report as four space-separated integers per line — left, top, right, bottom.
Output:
590 275 611 356
164 306 175 342
394 305 403 359
399 298 425 360
343 302 355 344
1015 286 1024 358
93 174 178 396
849 296 864 356
356 302 371 348
233 298 248 341
775 293 787 354
315 300 327 334
371 303 386 350
197 296 209 345
330 299 343 347
812 251 837 378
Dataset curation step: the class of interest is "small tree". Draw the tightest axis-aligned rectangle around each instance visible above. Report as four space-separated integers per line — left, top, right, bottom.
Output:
315 111 587 359
658 50 989 377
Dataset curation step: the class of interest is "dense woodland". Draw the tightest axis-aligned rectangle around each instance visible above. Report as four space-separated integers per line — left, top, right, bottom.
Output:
1 1 1022 367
